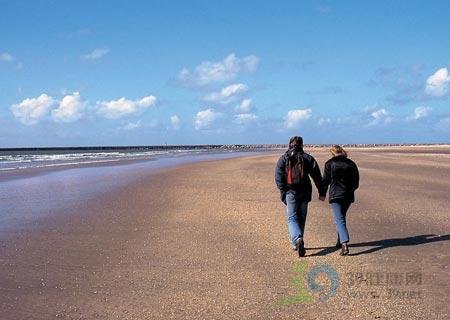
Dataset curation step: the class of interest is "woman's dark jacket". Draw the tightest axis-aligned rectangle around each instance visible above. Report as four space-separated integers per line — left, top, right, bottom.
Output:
322 155 359 203
275 148 326 202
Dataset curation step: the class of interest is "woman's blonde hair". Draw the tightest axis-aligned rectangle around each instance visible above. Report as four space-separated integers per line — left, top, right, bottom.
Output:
330 145 347 157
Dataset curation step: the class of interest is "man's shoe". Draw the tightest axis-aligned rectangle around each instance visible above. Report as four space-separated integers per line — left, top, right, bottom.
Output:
340 242 349 256
294 238 300 251
296 237 306 257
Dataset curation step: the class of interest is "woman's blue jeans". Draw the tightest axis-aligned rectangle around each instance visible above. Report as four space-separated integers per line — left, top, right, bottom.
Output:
331 200 351 243
285 192 308 247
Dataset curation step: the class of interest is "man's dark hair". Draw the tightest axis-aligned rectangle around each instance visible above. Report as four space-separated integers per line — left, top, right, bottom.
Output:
289 136 303 148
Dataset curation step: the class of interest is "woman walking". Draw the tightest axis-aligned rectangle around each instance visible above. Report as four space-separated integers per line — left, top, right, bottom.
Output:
322 145 359 255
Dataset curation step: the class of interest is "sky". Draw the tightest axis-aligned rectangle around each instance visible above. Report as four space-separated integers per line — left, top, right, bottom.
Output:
0 0 449 147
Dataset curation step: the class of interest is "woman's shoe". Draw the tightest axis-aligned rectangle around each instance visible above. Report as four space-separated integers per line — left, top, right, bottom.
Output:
340 242 349 256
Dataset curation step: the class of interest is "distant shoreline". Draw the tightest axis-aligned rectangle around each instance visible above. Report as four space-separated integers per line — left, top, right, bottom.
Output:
0 143 449 152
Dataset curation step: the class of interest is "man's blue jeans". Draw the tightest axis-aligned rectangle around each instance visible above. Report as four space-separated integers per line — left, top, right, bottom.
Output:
285 192 308 247
331 201 351 243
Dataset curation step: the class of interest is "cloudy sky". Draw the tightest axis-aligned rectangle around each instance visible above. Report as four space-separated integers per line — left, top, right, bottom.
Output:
1 0 449 147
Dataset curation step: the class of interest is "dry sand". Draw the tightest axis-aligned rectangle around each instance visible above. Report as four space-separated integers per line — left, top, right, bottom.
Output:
0 147 449 319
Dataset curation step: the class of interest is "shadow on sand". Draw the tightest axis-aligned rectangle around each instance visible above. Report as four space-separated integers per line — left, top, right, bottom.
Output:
306 234 450 257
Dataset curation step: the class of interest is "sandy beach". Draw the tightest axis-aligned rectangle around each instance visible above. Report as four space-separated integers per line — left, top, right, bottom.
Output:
0 147 449 319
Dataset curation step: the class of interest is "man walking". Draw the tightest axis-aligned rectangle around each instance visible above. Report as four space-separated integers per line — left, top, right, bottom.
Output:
275 136 326 257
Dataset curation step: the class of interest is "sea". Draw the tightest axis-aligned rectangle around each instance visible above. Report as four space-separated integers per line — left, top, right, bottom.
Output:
0 145 276 171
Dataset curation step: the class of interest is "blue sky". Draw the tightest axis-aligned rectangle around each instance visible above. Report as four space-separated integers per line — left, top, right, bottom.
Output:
0 0 449 147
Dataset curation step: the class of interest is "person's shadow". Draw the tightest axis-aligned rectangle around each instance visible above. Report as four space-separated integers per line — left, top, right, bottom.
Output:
307 234 450 257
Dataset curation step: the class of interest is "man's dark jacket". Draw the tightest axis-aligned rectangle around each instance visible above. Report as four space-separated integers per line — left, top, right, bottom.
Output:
322 155 359 203
275 148 326 202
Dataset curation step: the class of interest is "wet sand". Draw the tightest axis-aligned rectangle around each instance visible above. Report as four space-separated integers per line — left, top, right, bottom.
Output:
0 147 449 319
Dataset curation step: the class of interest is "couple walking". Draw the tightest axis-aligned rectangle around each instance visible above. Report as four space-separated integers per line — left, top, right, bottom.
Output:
275 136 359 257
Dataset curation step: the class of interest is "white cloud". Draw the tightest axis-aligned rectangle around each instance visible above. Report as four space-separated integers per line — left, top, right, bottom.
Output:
370 108 392 124
318 117 332 126
235 99 252 113
285 108 312 129
0 52 15 62
194 108 220 130
407 106 432 121
1 52 23 69
233 113 258 125
203 83 248 104
122 120 141 130
97 95 156 119
371 108 388 119
51 92 86 122
81 48 109 61
177 53 259 87
425 67 450 97
170 115 181 130
11 94 54 125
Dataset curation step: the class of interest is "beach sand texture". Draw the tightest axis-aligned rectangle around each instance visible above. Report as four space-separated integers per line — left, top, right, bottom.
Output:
1 148 449 319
